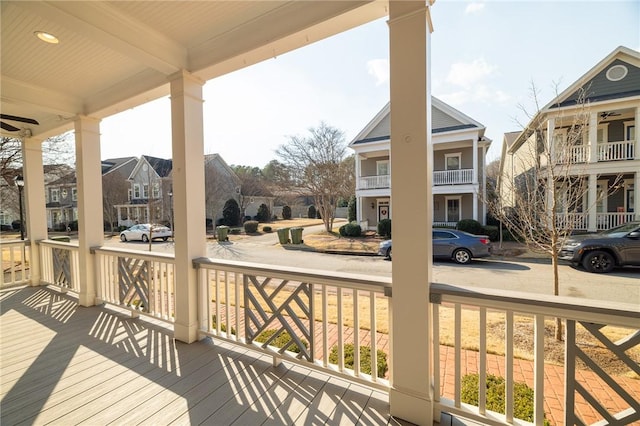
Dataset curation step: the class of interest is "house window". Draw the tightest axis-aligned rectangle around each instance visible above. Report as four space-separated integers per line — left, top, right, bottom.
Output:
596 180 608 213
143 184 149 198
152 182 160 199
0 212 10 225
72 188 77 201
624 122 635 141
376 160 389 176
445 196 461 223
51 188 59 202
445 153 461 170
597 124 609 144
128 189 132 201
133 184 140 198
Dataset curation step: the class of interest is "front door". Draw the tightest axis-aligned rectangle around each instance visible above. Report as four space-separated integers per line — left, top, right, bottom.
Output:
378 202 389 221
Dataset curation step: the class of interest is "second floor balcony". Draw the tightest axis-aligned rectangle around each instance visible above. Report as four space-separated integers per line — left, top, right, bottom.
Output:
358 169 475 190
552 140 636 164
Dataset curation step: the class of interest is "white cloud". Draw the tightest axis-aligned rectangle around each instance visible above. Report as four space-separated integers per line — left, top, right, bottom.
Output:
465 2 485 14
367 59 389 86
437 85 512 107
446 58 496 89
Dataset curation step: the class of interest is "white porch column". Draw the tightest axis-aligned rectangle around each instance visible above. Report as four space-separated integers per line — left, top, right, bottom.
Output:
588 112 598 163
473 192 479 222
21 136 48 285
547 118 556 161
635 107 640 160
481 144 487 225
587 173 597 232
74 116 103 306
635 172 640 217
355 154 362 190
170 70 206 344
388 2 433 424
472 136 478 184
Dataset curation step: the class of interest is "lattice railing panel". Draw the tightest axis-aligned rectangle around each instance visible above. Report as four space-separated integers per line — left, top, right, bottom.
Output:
118 257 150 312
244 275 314 361
566 320 640 425
53 247 72 288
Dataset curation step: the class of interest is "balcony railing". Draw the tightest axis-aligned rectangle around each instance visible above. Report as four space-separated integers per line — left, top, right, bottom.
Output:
93 246 176 321
358 174 390 190
194 257 392 389
555 212 636 231
596 212 637 230
39 240 80 292
553 145 588 164
431 283 640 426
555 213 588 231
598 140 635 161
1 240 30 289
433 169 473 186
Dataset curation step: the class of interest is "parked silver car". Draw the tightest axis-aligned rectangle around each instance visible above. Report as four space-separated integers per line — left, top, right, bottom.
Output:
378 229 492 264
120 223 172 242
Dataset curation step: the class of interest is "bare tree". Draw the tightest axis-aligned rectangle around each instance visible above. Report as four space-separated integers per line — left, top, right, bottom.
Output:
0 133 74 182
492 83 622 340
231 165 271 218
102 171 130 234
276 122 354 232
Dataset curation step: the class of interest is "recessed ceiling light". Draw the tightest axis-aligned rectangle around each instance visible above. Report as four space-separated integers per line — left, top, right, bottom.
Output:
34 31 59 44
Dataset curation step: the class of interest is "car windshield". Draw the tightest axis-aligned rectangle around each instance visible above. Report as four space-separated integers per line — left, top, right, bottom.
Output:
600 222 639 238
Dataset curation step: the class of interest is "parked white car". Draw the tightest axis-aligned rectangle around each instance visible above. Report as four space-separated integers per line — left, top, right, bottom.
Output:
120 224 172 242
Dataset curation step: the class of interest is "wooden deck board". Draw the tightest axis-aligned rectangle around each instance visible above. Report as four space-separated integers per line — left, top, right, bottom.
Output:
1 286 486 426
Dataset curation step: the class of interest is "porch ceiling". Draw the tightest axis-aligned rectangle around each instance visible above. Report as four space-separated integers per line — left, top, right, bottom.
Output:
0 1 387 139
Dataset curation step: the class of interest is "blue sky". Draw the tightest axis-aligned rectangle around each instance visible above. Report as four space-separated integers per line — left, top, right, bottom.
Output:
100 1 640 167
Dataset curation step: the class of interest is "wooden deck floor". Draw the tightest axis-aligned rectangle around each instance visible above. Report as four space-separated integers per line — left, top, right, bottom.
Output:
1 286 481 426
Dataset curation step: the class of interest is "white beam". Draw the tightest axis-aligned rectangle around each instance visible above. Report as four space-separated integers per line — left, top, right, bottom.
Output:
388 2 434 424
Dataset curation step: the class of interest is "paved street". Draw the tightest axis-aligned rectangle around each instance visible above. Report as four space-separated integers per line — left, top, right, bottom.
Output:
104 227 640 308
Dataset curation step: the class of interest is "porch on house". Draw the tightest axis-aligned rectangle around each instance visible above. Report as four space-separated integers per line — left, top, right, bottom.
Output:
1 285 483 426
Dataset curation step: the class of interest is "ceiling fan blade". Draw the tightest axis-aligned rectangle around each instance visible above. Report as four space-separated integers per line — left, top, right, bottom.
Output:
0 114 39 125
1 121 21 132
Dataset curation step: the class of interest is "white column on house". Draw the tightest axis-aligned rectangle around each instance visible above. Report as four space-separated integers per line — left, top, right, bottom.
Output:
170 70 206 344
388 2 433 424
635 106 640 160
588 173 598 232
74 116 103 306
472 136 478 184
21 136 48 286
634 172 640 217
547 117 556 162
355 154 362 190
481 144 487 225
473 192 479 222
588 112 598 163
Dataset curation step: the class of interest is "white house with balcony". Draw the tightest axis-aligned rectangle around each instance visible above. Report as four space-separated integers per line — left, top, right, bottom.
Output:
350 97 491 230
499 46 640 232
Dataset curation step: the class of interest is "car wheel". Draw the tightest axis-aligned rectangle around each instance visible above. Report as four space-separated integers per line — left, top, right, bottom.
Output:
142 234 149 243
582 250 615 273
452 248 472 264
386 247 392 260
120 234 127 242
162 237 169 241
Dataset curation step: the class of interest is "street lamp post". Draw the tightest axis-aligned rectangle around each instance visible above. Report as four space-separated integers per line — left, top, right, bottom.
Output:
15 175 25 240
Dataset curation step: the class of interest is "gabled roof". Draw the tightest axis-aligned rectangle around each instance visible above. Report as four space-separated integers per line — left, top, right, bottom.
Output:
204 153 242 187
102 156 137 175
48 172 77 186
129 155 173 180
350 96 486 146
544 46 640 110
509 46 640 154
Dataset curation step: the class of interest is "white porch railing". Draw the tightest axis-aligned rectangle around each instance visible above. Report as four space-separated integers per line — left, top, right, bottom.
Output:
193 257 392 389
433 222 457 228
431 283 640 426
553 145 588 164
433 169 473 185
598 140 635 161
596 212 637 230
1 240 31 288
358 174 390 190
555 213 588 230
39 240 80 293
92 246 176 322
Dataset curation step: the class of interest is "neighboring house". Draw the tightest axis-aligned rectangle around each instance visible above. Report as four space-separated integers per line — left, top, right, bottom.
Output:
115 155 173 227
204 153 242 225
499 46 640 232
350 97 491 230
45 172 78 230
101 157 137 229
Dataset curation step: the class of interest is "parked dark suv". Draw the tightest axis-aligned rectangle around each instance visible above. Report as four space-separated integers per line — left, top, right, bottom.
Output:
559 221 640 273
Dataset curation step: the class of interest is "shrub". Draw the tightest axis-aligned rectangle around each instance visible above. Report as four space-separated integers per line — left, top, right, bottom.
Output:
461 373 550 425
222 199 241 226
229 228 241 235
211 315 236 335
243 220 259 233
377 218 391 238
11 220 21 230
307 205 316 219
68 220 78 231
254 329 307 354
282 205 292 220
482 225 499 242
262 226 272 233
456 218 484 235
339 222 362 237
329 343 388 378
316 209 322 219
347 195 357 222
256 203 270 223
